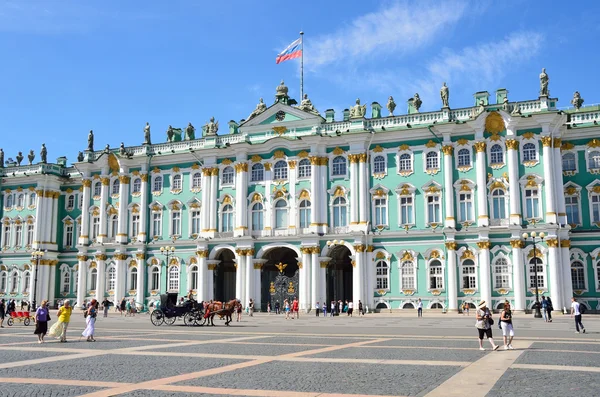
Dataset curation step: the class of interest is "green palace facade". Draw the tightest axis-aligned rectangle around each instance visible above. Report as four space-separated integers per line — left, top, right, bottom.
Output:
1 77 600 313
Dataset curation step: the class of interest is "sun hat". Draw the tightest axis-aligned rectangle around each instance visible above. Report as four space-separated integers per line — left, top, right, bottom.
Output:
477 300 487 309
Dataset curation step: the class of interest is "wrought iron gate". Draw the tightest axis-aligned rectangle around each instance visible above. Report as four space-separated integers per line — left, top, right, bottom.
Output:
268 269 299 309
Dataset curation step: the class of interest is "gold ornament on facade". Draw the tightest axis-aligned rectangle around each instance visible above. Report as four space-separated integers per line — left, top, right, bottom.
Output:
377 289 387 296
400 251 414 262
318 157 329 166
423 184 440 194
207 264 217 271
587 138 600 148
140 174 148 182
220 158 233 165
100 177 110 186
402 289 415 296
222 195 232 205
398 144 410 151
463 289 476 296
272 126 287 136
445 241 458 251
191 163 200 170
354 244 366 253
333 186 345 197
456 138 469 146
347 154 358 164
288 160 296 169
490 180 506 190
358 153 368 163
95 254 107 261
509 240 525 249
485 111 505 134
118 175 130 184
351 260 356 267
332 147 345 155
251 193 262 202
505 139 519 150
553 138 561 148
234 162 248 173
300 247 311 254
428 250 442 260
298 150 309 158
425 140 437 148
113 253 128 260
196 250 209 258
82 179 92 187
273 150 286 159
560 240 571 248
460 249 475 260
65 188 73 194
264 162 272 171
521 132 535 140
310 246 321 255
171 166 180 173
373 145 384 153
76 255 88 261
474 142 486 152
152 167 161 174
367 245 374 253
540 136 553 147
251 155 262 163
441 145 453 155
477 241 491 250
545 238 559 248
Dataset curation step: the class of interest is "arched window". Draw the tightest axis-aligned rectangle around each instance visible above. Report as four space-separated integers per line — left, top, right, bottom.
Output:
89 268 98 291
191 209 201 235
457 149 471 167
400 261 415 289
172 174 182 190
191 172 202 189
562 153 576 172
491 189 507 219
251 203 264 230
150 267 160 291
29 192 37 207
221 204 234 232
2 223 11 247
525 187 540 219
14 223 22 247
332 156 346 176
298 159 311 178
274 200 288 229
130 267 138 290
189 265 198 290
375 260 389 289
222 166 234 185
398 153 412 172
66 194 75 210
107 266 116 291
523 143 537 162
565 194 580 225
171 209 181 237
0 272 6 292
425 151 439 170
332 197 347 227
528 258 545 288
490 144 504 164
168 266 179 292
109 215 118 239
458 191 473 222
251 163 264 182
298 200 311 229
494 257 510 288
93 181 101 197
73 271 78 294
23 271 30 293
91 215 100 240
571 261 586 290
273 160 288 180
429 260 443 289
10 271 18 293
112 179 120 195
374 197 387 226
589 151 600 170
373 155 386 174
62 269 70 293
16 194 24 208
462 259 476 289
64 222 74 247
6 195 13 208
132 178 142 193
153 176 163 192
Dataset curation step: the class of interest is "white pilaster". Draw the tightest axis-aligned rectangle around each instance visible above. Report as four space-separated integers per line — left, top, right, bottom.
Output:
33 188 45 248
137 173 149 243
475 143 488 226
253 260 264 312
353 244 365 309
197 249 208 302
560 242 573 309
443 146 456 228
76 255 87 308
511 240 526 311
235 253 243 300
135 253 145 308
547 243 562 309
506 140 522 224
200 169 211 236
79 180 91 245
446 243 458 311
541 136 557 223
98 177 109 243
478 242 492 309
95 254 106 301
319 160 328 233
301 250 311 312
244 254 253 308
349 156 359 227
309 156 319 232
116 175 130 244
50 193 59 244
47 262 56 306
311 249 319 309
209 168 218 232
358 155 368 227
114 255 126 304
234 162 248 237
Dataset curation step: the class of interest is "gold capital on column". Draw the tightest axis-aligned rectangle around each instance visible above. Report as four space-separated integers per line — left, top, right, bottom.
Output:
509 239 525 249
505 139 519 150
353 244 366 253
101 177 110 186
474 142 486 152
445 242 458 251
476 241 491 250
82 179 92 187
545 238 559 248
540 136 553 147
560 240 571 248
76 254 88 261
140 174 149 182
119 175 130 184
441 145 453 155
196 249 209 258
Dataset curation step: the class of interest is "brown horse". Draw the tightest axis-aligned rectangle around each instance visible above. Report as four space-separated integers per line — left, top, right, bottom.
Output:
204 299 238 326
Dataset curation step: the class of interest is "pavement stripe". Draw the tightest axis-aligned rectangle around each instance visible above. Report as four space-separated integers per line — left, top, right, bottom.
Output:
152 384 405 397
0 377 130 388
512 363 600 373
424 340 533 397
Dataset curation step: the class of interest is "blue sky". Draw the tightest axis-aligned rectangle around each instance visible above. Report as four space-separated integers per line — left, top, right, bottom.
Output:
1 0 599 164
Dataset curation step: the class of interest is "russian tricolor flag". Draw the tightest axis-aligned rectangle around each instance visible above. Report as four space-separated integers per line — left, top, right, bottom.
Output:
276 37 302 64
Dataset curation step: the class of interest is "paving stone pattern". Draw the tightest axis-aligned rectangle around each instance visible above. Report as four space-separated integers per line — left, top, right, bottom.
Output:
487 368 600 397
255 336 372 345
120 392 240 397
148 342 319 356
306 346 488 362
178 361 462 396
0 349 72 364
368 338 477 348
0 384 104 397
530 341 600 352
515 350 600 368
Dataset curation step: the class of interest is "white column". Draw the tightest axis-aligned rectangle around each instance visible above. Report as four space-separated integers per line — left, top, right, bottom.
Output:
42 191 53 245
366 247 375 309
244 253 253 308
506 140 522 224
197 249 208 302
319 258 327 304
319 160 328 232
48 261 56 306
206 261 217 301
200 169 211 235
446 243 458 311
547 240 562 309
311 248 319 309
474 142 488 226
353 244 365 309
135 253 145 308
554 143 567 225
234 162 248 237
541 136 557 223
79 180 91 245
297 254 306 311
560 242 573 309
50 193 59 244
511 240 526 311
39 265 51 303
95 254 106 301
34 188 45 247
209 168 218 232
76 255 87 308
349 155 359 226
98 177 109 243
478 242 492 309
114 255 126 304
253 262 261 312
116 175 130 244
358 155 368 226
443 146 456 228
137 174 149 243
301 249 311 311
309 156 320 232
235 250 243 300
288 162 297 233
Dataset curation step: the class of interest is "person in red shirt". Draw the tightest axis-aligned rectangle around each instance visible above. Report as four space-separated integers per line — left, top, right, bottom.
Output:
292 297 299 319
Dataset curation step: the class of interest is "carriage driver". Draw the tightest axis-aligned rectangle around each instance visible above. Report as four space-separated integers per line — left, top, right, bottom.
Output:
186 290 194 302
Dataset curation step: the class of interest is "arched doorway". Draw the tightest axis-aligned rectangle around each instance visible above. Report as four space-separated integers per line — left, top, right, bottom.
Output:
261 247 299 312
214 249 236 302
326 245 353 307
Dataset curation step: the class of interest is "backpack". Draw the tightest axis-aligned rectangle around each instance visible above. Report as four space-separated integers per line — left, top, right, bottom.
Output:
83 309 88 318
580 304 587 314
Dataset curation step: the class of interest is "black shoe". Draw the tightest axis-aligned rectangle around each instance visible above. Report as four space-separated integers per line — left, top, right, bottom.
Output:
583 329 586 333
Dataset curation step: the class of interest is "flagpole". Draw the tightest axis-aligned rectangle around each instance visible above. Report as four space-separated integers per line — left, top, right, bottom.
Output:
300 31 304 101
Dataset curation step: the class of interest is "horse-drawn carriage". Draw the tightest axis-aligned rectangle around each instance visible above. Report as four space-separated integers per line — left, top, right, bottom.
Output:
150 293 204 326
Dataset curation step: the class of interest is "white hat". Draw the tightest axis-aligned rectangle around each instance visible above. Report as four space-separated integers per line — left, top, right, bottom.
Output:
477 300 487 309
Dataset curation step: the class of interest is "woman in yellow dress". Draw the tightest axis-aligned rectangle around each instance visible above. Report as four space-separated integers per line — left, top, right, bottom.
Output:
48 300 73 342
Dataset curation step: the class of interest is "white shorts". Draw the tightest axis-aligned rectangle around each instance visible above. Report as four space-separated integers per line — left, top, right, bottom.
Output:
501 322 514 337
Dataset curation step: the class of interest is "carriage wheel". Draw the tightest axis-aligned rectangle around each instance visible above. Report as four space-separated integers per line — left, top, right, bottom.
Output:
164 316 176 326
150 310 164 326
24 318 31 326
195 314 206 326
7 318 13 326
183 312 196 327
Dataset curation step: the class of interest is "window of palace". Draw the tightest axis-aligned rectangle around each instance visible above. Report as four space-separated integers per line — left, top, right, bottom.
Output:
129 266 138 291
22 271 30 293
168 265 179 292
221 204 234 232
571 261 586 291
191 172 202 190
189 265 198 291
591 192 600 223
132 177 142 194
428 260 443 290
15 194 23 209
222 166 234 185
298 200 311 229
331 156 347 177
130 206 140 238
493 256 511 289
298 158 311 179
562 152 577 174
64 221 74 248
461 259 477 290
5 194 13 209
596 260 600 291
109 215 118 240
395 184 416 226
457 148 471 168
0 271 6 293
66 194 75 211
274 199 288 229
491 189 507 219
522 143 537 163
29 192 37 208
251 163 264 182
251 202 264 231
425 193 441 225
489 144 504 166
106 265 116 292
170 210 181 238
73 270 78 294
565 192 581 225
458 191 474 223
373 155 386 174
26 219 34 247
150 266 160 291
524 186 541 220
14 222 22 247
10 271 18 293
373 197 388 227
528 257 545 289
93 181 101 197
375 260 389 290
91 212 100 240
332 196 348 228
171 174 183 192
273 160 288 181
425 151 439 173
190 209 201 236
111 179 120 196
397 153 413 175
519 137 540 166
588 150 600 172
61 266 70 294
400 261 416 290
89 268 97 291
1 222 10 248
152 212 162 238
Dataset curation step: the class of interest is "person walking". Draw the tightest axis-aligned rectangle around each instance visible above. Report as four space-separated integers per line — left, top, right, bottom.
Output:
292 297 299 319
284 299 290 320
125 299 131 317
541 296 549 322
330 301 336 317
48 300 72 342
0 299 5 328
34 300 50 343
248 299 254 317
417 298 423 318
267 302 271 314
82 299 97 342
475 300 499 351
571 297 586 334
322 302 327 317
545 296 553 322
102 298 110 318
119 297 126 316
500 301 515 350
339 300 344 316
348 301 354 317
275 301 280 315
315 302 320 317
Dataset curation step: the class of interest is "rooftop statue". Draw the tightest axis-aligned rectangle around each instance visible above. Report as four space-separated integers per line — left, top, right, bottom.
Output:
440 82 450 108
119 142 127 156
413 93 422 112
539 68 549 97
275 80 289 104
144 122 151 145
185 122 195 140
297 93 319 114
349 98 367 118
167 125 174 142
475 99 486 116
502 97 510 111
77 151 84 162
87 130 94 152
104 144 110 153
16 151 23 166
28 150 35 165
0 148 4 168
205 117 219 136
571 91 584 110
386 96 396 115
511 102 521 116
40 144 47 164
247 98 267 120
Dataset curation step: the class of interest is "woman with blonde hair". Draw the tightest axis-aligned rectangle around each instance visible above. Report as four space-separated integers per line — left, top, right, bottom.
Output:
48 300 72 342
34 300 50 343
500 300 515 350
82 299 97 342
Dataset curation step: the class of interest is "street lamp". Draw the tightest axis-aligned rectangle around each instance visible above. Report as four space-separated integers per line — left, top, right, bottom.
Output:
522 231 545 319
30 250 45 311
160 246 176 267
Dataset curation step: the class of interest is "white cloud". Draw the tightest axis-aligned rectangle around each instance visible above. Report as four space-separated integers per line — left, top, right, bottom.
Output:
305 0 469 69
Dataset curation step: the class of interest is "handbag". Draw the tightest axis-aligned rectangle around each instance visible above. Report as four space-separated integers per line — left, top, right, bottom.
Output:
488 317 494 325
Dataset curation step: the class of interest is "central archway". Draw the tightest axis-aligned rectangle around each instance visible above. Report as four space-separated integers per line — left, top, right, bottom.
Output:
213 248 236 302
326 245 353 309
261 247 299 312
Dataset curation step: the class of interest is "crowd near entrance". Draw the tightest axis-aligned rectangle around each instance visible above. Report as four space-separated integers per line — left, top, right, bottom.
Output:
261 247 299 312
326 245 353 305
213 249 236 302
